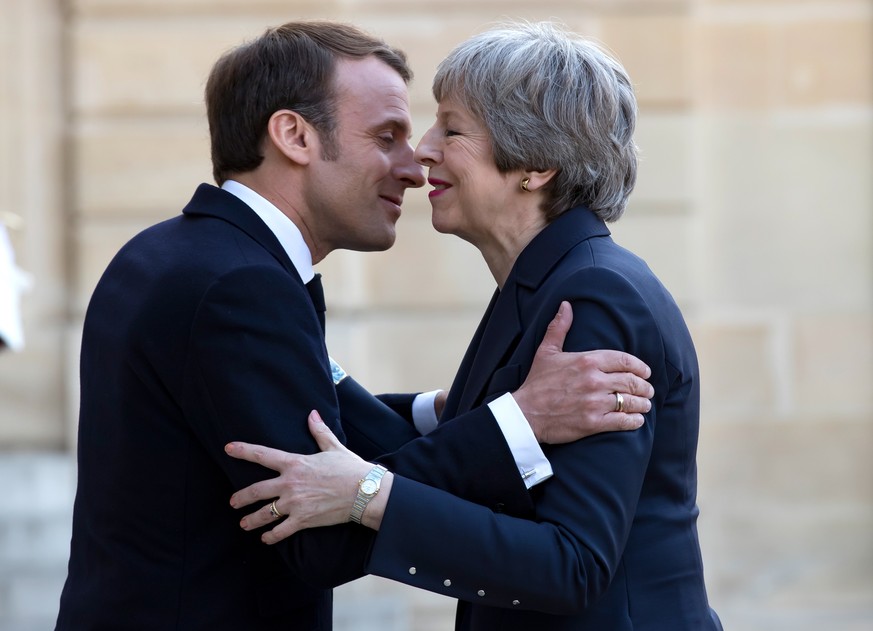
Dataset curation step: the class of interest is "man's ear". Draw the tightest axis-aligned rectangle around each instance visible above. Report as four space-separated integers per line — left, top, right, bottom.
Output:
267 109 316 166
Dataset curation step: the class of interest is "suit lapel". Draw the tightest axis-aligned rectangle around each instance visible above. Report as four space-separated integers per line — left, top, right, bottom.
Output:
444 206 611 418
454 277 523 414
443 285 523 419
182 183 300 280
440 290 498 422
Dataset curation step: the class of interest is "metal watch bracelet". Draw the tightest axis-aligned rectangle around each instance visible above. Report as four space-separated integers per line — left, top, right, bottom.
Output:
349 465 387 524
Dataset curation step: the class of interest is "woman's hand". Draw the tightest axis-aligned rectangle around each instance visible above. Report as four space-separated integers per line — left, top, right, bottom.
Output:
226 410 389 544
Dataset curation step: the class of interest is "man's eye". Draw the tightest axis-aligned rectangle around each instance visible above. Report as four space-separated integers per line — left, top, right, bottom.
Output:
445 129 460 137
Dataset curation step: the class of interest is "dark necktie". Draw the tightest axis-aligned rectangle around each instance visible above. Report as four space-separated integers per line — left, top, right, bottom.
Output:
306 273 326 333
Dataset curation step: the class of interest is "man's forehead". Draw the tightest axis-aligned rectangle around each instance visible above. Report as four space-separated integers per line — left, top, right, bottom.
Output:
333 58 412 130
333 56 410 100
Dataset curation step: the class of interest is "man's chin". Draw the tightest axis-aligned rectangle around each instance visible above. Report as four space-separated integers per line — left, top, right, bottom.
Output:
346 230 396 253
379 234 397 251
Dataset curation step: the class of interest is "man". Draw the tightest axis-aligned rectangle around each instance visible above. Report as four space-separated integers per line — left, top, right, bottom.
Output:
56 21 652 630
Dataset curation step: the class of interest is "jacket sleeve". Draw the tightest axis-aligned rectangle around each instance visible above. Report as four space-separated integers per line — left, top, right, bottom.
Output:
336 377 420 460
364 267 667 614
281 396 535 588
335 376 531 515
184 265 341 488
186 266 534 587
375 392 417 422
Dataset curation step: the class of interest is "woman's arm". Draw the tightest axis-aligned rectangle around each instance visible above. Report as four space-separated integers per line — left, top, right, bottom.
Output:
227 300 652 538
226 276 665 612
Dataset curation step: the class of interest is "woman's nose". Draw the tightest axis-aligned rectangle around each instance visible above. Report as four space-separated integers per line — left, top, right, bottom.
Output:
414 128 441 166
397 142 426 188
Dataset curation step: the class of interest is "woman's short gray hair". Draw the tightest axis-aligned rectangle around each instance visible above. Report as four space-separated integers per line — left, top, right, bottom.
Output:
433 21 638 222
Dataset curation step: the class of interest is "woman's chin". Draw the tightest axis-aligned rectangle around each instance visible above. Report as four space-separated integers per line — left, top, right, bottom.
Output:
430 216 455 235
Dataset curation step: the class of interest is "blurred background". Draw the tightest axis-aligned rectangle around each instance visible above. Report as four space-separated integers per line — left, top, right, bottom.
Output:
0 0 870 629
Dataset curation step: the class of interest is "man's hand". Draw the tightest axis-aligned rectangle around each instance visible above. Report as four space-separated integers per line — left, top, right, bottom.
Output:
513 301 654 444
434 390 448 419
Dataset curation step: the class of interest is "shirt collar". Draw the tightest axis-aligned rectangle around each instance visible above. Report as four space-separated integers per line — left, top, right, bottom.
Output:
220 179 314 283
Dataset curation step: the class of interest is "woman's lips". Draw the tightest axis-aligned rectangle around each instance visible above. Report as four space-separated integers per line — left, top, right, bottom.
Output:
428 177 451 198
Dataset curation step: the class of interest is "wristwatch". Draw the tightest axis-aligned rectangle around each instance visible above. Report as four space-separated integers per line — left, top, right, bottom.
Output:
349 464 388 524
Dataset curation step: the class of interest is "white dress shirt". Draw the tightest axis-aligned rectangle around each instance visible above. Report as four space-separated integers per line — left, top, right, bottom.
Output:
221 180 552 488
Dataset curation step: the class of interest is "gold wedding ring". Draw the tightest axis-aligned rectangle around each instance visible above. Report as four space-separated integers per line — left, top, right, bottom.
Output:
614 392 625 413
269 500 284 519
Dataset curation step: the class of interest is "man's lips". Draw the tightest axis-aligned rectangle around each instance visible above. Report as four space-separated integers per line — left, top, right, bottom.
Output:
380 194 403 207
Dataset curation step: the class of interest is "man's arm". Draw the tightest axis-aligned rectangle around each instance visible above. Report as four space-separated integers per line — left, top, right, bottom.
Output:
364 270 667 612
334 376 420 461
225 303 653 591
225 301 653 521
184 266 342 486
363 304 652 487
326 302 652 515
228 273 664 612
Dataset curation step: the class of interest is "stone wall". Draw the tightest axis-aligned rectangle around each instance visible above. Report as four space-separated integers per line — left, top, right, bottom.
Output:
0 0 870 629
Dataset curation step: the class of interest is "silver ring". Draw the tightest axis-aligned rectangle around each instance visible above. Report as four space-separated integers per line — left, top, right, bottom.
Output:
269 500 284 519
614 392 625 413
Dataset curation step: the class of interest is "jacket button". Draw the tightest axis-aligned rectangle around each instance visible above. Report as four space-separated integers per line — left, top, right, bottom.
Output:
444 579 452 587
408 567 416 575
512 600 520 606
477 590 485 597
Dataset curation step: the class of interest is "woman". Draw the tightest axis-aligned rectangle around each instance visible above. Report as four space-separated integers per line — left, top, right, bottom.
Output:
228 21 722 629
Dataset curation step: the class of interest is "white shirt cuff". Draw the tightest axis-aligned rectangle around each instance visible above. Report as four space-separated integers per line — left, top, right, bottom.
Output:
488 392 553 489
411 390 441 435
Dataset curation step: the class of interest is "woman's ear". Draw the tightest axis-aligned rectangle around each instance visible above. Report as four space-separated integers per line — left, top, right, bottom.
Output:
522 168 558 192
266 109 315 166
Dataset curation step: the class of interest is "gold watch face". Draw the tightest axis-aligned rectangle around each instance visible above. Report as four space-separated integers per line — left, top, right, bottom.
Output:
360 479 378 495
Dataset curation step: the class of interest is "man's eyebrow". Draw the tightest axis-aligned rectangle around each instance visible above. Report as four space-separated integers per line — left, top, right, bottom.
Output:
375 116 413 137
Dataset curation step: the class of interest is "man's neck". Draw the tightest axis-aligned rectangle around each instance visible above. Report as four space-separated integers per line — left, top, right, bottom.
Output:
220 178 318 280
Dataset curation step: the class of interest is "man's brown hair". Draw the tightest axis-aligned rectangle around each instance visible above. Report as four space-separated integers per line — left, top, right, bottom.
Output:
205 21 412 184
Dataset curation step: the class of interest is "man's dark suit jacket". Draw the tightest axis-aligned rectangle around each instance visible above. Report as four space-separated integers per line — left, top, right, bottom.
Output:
55 184 530 630
362 206 723 629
